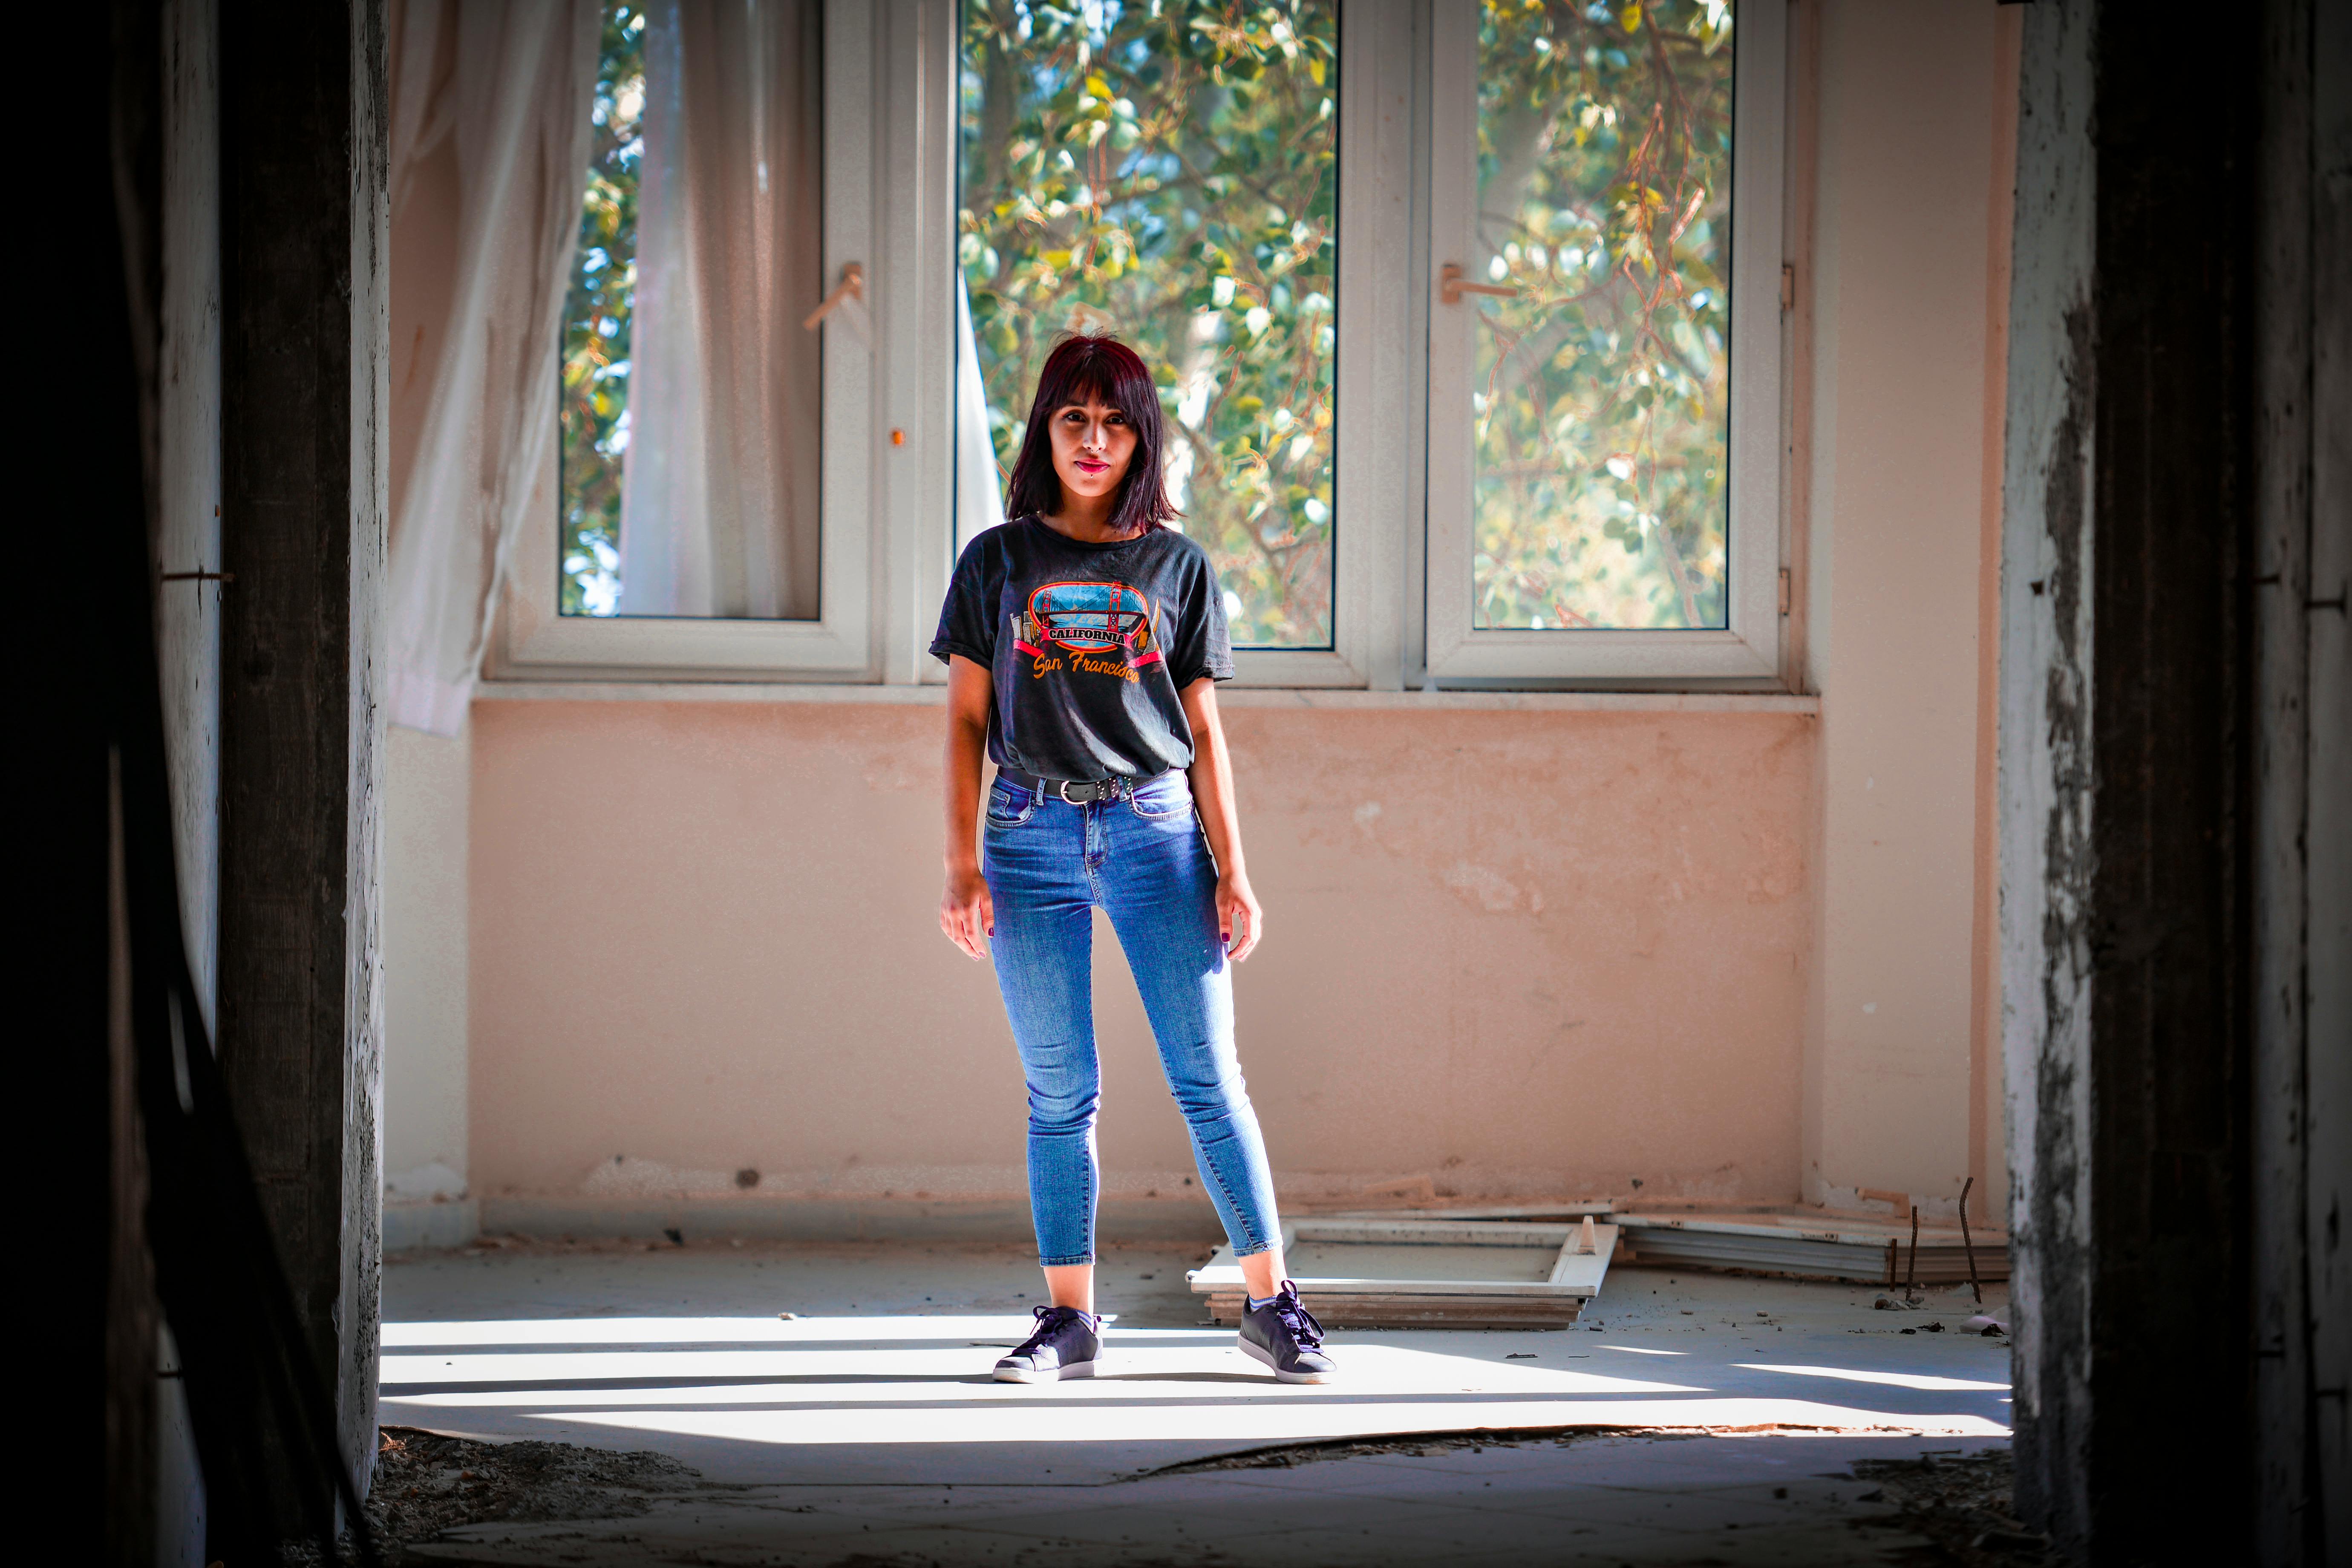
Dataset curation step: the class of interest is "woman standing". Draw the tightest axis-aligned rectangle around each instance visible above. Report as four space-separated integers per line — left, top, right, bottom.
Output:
932 335 1333 1386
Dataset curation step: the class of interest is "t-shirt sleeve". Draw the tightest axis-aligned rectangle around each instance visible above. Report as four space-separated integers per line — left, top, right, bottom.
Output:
1167 548 1237 685
929 534 1001 669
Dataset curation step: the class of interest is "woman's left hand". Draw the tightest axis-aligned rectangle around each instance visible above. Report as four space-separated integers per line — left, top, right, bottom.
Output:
1217 873 1264 963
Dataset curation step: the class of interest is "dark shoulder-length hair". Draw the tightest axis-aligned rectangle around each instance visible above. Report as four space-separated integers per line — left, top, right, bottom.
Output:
1003 334 1182 535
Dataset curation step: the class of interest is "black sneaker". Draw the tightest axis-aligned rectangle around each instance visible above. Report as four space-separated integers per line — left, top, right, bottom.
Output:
993 1304 1101 1383
1239 1281 1335 1383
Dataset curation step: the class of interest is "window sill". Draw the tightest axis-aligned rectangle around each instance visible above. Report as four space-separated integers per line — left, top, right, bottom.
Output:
471 680 1819 715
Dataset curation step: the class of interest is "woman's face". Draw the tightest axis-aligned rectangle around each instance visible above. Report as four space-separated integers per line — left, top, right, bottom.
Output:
1047 395 1137 510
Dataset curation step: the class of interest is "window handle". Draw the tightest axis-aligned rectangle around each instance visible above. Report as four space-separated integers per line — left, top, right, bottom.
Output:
802 262 866 331
1439 263 1519 305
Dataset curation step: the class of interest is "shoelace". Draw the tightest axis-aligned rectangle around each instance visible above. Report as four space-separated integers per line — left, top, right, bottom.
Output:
1014 1303 1089 1356
1271 1287 1325 1349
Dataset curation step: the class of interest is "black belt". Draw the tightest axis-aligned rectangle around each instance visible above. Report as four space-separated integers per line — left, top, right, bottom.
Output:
998 768 1164 804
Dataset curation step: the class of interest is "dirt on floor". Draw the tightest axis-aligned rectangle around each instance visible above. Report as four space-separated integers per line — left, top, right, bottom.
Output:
283 1427 710 1563
1851 1447 2051 1565
1162 1433 2053 1567
1151 1426 1688 1473
285 1426 2053 1567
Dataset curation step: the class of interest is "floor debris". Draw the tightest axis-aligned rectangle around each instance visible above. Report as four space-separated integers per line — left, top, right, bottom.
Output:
282 1427 709 1563
1147 1428 1585 1474
1189 1216 1617 1327
1617 1207 2010 1285
1852 1447 2050 1564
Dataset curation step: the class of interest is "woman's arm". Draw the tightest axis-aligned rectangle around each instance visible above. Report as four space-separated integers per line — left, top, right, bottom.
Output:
1179 677 1264 962
939 654 994 960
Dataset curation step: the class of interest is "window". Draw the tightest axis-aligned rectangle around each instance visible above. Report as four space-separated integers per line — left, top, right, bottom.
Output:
1470 0 1733 631
1427 0 1782 682
559 0 827 624
499 0 1781 690
957 0 1339 650
504 0 885 679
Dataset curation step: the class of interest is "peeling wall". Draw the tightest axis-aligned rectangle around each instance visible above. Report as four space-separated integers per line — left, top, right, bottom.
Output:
1997 0 2097 1540
467 701 1814 1210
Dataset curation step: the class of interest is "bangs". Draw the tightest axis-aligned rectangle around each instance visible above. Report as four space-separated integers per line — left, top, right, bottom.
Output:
1052 357 1134 415
1035 335 1153 418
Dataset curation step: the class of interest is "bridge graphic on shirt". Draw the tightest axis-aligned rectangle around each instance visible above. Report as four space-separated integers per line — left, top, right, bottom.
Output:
1012 580 1162 674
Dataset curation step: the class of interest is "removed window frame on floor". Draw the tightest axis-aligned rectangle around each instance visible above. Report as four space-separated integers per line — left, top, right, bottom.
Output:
1611 1209 2010 1285
1188 1216 1618 1328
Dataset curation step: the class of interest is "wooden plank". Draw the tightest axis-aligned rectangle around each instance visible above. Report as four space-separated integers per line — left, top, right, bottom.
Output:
1205 1292 1587 1329
1191 1271 1597 1298
1618 1225 2007 1284
1614 1211 2008 1246
1320 1202 1615 1222
1189 1224 1621 1299
1294 1219 1585 1246
1548 1217 1601 1285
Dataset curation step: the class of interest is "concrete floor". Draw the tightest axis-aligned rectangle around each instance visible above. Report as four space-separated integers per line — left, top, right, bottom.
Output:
382 1237 2014 1565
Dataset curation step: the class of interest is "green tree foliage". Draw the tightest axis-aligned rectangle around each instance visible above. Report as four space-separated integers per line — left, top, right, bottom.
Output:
559 5 646 617
557 1 1730 634
960 0 1338 649
1472 0 1734 630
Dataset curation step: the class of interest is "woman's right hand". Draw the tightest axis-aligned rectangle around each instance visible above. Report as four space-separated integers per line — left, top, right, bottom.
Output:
940 862 994 961
940 657 997 963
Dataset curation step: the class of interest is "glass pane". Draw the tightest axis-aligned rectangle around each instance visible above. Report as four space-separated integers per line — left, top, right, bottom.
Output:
1471 0 1735 631
560 4 645 617
561 1 826 620
959 0 1338 650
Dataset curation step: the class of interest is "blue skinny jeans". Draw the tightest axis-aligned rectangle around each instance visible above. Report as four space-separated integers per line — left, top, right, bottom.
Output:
981 769 1282 1267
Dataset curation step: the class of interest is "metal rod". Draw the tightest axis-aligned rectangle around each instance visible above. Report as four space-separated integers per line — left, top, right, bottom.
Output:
1438 262 1520 304
1904 1205 1920 1298
1956 1176 1983 1305
801 262 865 330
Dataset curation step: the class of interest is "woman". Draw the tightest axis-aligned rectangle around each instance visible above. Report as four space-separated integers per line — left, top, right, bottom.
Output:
931 335 1333 1386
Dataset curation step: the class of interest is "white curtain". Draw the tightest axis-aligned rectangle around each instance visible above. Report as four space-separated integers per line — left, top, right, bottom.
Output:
618 0 824 618
386 0 599 736
955 273 1007 547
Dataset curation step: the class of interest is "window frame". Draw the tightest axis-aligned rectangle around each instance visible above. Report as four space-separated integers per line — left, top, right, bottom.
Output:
491 0 1788 694
1220 0 1416 687
498 0 888 682
1420 0 1786 686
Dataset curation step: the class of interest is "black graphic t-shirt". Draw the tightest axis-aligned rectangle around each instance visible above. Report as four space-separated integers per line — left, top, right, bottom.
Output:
930 516 1235 780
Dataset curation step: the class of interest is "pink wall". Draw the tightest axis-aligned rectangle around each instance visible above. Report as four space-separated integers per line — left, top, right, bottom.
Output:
469 700 1815 1213
1791 0 2010 1222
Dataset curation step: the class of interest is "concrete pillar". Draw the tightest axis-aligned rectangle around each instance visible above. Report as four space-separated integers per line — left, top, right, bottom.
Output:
155 0 223 1553
216 0 388 1509
2302 3 2351 1548
2256 2 2350 1559
2000 0 2343 1557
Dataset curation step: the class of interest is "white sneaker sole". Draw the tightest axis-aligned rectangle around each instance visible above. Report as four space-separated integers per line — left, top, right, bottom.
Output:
1239 1335 1333 1384
993 1358 1098 1384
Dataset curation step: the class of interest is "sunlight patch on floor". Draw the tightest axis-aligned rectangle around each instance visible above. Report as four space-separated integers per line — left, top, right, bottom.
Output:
1733 1363 2012 1392
383 1335 1701 1402
378 1315 2008 1450
383 1314 1043 1349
